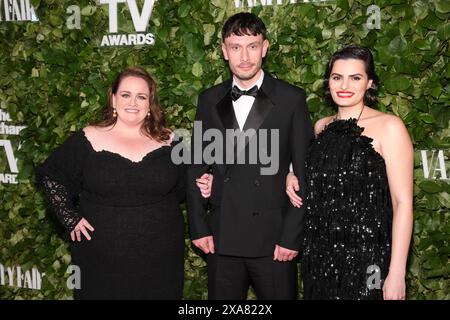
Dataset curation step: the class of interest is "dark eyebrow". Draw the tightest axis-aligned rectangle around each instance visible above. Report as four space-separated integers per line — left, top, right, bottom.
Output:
330 73 364 77
227 41 261 47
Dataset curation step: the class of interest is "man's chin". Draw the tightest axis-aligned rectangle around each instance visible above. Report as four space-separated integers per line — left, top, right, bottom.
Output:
234 71 258 82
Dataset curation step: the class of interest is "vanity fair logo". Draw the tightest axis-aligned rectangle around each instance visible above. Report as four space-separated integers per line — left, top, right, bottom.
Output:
99 0 157 47
233 1 380 31
0 0 38 22
234 0 333 8
420 150 449 180
0 263 45 290
0 109 26 184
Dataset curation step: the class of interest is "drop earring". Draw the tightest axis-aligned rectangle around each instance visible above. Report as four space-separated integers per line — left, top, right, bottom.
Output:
113 106 117 118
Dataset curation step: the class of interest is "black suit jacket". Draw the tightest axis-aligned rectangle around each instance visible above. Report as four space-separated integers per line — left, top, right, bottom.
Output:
187 72 314 257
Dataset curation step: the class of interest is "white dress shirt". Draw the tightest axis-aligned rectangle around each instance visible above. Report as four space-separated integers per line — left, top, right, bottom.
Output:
232 70 264 130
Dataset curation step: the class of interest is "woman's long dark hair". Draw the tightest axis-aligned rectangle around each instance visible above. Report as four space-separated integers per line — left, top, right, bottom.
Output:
323 44 379 107
92 67 171 142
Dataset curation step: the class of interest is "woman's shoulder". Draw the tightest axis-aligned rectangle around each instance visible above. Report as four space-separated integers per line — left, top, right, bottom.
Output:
379 113 405 127
61 128 89 145
82 125 113 137
43 128 92 162
365 110 406 132
314 116 335 135
378 114 409 141
82 125 117 144
362 110 410 151
82 125 95 135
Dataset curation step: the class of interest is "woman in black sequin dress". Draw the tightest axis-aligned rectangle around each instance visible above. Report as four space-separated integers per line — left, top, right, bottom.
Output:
286 45 413 300
36 68 185 299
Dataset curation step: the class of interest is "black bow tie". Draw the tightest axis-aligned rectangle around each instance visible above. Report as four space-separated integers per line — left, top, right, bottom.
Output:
231 85 259 101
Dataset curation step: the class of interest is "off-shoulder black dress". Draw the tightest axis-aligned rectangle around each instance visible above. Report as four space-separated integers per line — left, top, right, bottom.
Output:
36 130 185 299
301 119 393 300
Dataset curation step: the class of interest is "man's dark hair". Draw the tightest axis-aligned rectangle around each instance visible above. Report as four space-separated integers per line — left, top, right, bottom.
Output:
222 12 267 41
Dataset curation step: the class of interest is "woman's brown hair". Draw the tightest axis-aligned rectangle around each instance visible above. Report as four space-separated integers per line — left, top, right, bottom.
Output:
92 67 171 142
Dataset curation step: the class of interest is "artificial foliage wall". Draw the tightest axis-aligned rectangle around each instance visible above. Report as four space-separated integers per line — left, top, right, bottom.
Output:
0 0 448 299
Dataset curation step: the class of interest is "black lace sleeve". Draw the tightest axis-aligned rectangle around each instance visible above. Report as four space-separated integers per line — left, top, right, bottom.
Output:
35 131 89 232
40 175 82 232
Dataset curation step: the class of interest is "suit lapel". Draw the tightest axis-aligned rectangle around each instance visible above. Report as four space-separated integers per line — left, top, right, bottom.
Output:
213 88 238 175
215 91 239 131
237 73 276 156
242 89 274 132
212 72 277 173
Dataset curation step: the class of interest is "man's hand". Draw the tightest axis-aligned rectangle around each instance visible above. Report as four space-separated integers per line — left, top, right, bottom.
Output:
192 236 215 254
273 244 298 262
196 173 213 198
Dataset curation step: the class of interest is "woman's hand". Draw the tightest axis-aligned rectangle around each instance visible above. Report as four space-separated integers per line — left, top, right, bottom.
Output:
383 272 406 300
286 172 303 208
196 173 213 198
71 218 95 242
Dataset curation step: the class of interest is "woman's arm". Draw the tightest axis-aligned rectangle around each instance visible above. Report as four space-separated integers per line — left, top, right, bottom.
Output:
379 115 414 300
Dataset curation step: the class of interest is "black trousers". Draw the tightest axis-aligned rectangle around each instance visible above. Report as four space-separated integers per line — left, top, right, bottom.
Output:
207 254 298 300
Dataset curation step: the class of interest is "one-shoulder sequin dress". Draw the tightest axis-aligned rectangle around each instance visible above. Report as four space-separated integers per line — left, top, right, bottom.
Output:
301 118 393 300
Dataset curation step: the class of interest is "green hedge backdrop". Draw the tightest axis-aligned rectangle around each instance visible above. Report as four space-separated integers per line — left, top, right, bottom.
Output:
0 0 449 299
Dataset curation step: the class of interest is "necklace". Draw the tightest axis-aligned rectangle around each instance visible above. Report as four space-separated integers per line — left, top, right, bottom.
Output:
335 105 365 122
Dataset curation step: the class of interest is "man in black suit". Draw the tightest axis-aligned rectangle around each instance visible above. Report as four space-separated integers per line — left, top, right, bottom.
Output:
186 12 314 299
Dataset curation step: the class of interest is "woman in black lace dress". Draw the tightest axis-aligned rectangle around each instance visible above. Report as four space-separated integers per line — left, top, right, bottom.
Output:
286 45 413 300
36 67 185 299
